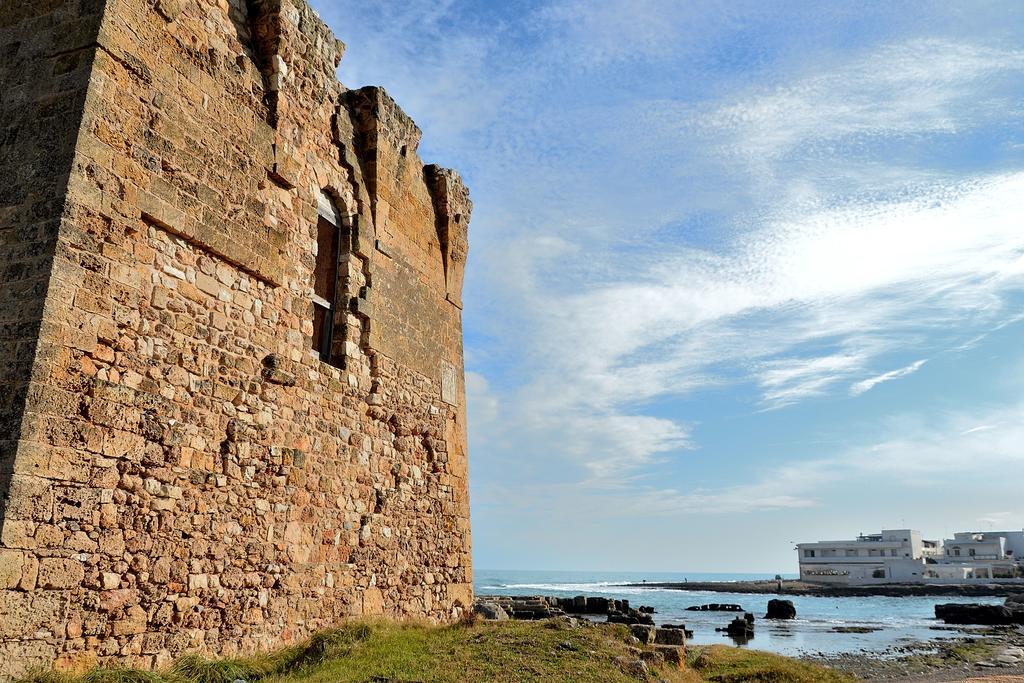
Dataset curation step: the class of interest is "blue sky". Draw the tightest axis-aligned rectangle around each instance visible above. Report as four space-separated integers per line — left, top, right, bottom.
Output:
310 0 1024 573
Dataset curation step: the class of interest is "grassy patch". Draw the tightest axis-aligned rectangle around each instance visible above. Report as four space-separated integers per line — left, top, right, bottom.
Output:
20 621 857 683
899 635 1001 669
259 620 685 683
687 645 859 683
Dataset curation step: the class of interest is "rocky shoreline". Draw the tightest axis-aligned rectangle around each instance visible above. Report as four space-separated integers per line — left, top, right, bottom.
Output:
809 625 1024 681
476 592 1024 681
624 579 1024 597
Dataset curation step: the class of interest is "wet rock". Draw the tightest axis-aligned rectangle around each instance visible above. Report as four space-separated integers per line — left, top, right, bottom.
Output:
686 603 744 612
934 603 1024 625
608 612 655 626
765 598 796 620
726 614 755 638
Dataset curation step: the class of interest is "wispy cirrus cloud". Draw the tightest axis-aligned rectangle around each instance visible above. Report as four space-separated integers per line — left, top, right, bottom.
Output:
700 39 1024 167
535 172 1024 427
605 400 1024 516
314 0 1024 568
850 360 928 397
478 31 1024 479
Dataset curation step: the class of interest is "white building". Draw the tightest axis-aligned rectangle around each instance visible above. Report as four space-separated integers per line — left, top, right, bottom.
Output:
797 529 937 584
937 530 1024 580
797 527 1024 585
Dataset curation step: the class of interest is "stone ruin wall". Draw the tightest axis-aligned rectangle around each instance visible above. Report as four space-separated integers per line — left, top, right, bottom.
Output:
0 0 473 677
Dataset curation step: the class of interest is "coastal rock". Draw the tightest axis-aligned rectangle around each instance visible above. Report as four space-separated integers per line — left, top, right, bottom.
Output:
555 616 580 629
613 656 649 678
934 603 1024 625
608 612 655 626
655 628 685 646
630 624 655 644
473 601 510 621
654 645 685 667
765 599 797 620
475 595 656 625
1006 594 1024 606
725 615 755 639
686 603 745 612
660 623 694 639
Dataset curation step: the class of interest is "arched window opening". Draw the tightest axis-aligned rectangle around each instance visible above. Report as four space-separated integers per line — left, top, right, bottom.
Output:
312 191 345 365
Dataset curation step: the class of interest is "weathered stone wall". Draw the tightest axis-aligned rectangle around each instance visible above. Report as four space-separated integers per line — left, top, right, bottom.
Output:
0 0 472 677
0 2 108 669
0 0 105 506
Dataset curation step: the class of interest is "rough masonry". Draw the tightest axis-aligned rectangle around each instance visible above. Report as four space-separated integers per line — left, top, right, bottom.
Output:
0 0 472 676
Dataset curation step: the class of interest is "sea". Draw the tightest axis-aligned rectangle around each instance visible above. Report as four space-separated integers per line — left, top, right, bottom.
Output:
474 569 1004 658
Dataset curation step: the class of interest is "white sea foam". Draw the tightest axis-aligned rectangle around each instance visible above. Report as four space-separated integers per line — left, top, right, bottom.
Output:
483 581 650 593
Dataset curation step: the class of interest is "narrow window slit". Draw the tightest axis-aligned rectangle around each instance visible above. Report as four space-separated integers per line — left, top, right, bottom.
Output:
312 191 346 366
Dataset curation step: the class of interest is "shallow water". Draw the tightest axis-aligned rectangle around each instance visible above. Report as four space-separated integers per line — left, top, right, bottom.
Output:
475 569 1003 657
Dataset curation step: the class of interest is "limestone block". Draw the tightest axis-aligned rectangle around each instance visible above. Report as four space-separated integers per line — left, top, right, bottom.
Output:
630 624 655 644
362 587 384 616
0 551 25 590
154 0 184 22
0 520 36 549
654 645 685 667
112 606 148 636
19 556 39 591
0 590 65 639
0 640 57 680
38 558 85 589
4 475 54 522
655 628 685 646
54 650 98 675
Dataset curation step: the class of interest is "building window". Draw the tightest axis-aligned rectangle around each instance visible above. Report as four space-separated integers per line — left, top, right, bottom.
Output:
312 192 345 366
805 550 815 558
954 549 961 557
969 548 976 557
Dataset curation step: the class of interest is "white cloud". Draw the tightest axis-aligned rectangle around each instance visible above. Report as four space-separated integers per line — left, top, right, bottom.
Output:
468 170 1024 481
960 424 995 436
537 172 1024 421
622 401 1024 516
312 0 1024 535
699 39 1024 176
466 371 499 428
850 359 927 397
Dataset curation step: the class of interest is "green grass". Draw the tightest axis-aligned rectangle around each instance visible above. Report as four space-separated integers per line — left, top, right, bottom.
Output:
257 620 681 683
20 620 858 683
687 645 859 683
896 634 1001 670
